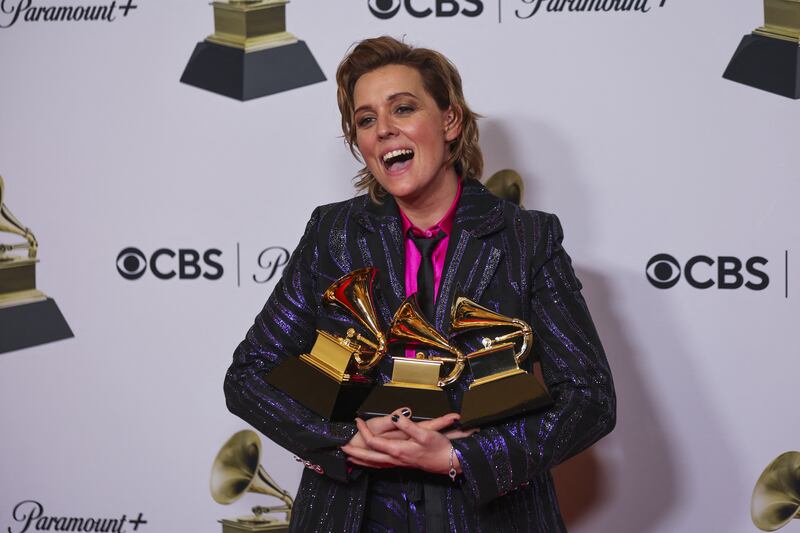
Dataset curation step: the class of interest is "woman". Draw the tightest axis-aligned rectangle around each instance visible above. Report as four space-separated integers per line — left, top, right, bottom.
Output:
225 36 616 532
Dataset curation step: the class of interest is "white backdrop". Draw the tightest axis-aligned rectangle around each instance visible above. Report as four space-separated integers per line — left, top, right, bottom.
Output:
1 0 798 531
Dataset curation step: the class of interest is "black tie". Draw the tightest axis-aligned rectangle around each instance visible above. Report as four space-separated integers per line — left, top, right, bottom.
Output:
410 229 445 322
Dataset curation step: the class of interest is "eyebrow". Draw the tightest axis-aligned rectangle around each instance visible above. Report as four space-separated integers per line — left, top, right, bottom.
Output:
354 92 419 115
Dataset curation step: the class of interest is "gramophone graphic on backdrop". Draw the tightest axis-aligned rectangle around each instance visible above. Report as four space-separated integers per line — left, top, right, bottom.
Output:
211 430 293 533
751 451 800 531
0 175 72 354
724 0 800 99
181 0 326 101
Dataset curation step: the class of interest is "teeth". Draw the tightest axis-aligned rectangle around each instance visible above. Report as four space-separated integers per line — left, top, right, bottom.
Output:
382 149 413 162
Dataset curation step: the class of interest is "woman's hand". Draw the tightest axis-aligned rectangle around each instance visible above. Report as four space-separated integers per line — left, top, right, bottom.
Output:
341 408 477 474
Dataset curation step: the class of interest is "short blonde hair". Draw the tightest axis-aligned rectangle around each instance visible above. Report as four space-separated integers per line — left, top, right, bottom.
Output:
336 36 483 201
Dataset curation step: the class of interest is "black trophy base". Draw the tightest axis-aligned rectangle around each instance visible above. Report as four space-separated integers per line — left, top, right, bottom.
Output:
724 33 800 99
180 40 326 101
0 298 73 354
358 385 452 421
460 373 552 428
264 356 373 422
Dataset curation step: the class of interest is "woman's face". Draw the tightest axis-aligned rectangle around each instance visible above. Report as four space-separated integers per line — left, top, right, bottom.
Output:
353 64 460 205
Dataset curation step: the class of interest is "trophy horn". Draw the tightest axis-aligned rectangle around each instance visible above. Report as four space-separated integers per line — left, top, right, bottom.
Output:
485 169 524 207
323 267 387 371
389 295 464 386
451 296 533 365
210 430 293 521
0 176 38 261
752 451 800 531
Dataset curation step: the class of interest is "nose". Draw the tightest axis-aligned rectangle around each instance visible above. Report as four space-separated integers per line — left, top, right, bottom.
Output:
376 113 396 140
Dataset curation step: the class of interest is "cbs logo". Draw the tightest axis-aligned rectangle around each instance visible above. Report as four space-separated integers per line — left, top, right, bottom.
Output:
646 253 769 290
117 247 223 281
368 0 483 18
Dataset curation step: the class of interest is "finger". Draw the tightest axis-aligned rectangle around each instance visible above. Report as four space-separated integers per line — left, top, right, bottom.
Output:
364 413 404 436
417 413 461 433
343 442 406 466
394 412 460 442
357 419 411 458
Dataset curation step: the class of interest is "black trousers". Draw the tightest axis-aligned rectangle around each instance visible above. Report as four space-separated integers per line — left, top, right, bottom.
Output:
362 469 450 533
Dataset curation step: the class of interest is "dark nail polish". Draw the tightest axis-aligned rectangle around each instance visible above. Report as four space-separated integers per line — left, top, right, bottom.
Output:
401 408 411 417
391 414 399 422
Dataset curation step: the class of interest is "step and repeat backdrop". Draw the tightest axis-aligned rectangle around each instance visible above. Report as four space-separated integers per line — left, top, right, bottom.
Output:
1 1 798 532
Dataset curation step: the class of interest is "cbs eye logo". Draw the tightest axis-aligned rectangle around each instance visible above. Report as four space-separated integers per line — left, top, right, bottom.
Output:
368 0 483 18
646 253 769 290
117 247 223 281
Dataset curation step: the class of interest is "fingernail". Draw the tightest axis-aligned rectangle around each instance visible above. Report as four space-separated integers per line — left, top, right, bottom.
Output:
391 414 399 423
401 408 411 418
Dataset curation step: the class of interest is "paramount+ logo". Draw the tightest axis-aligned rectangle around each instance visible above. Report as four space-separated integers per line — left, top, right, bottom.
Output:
645 253 769 291
368 0 484 18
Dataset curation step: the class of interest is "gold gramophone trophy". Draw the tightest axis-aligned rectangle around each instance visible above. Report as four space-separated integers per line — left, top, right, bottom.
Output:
724 0 800 99
181 0 326 101
450 297 551 428
265 268 386 421
485 169 525 207
751 451 800 531
211 430 293 533
0 175 72 354
357 295 465 421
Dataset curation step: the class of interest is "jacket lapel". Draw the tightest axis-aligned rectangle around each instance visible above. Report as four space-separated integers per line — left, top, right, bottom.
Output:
353 195 406 328
434 180 505 333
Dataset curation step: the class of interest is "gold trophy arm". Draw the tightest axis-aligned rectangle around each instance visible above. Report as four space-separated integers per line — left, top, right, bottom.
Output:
0 176 38 260
436 356 465 387
352 333 387 371
451 296 534 364
484 318 532 364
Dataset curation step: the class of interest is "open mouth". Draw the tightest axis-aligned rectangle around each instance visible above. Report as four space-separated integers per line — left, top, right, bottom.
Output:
382 149 414 172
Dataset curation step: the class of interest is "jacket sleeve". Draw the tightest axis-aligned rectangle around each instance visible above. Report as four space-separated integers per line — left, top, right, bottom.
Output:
224 207 357 483
452 212 616 507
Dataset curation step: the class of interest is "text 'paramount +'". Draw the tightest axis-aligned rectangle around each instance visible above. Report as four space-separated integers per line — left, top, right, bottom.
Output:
0 0 138 28
115 245 290 285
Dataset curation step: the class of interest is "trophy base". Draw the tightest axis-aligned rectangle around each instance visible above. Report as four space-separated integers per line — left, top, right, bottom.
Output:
0 297 73 354
357 384 452 421
220 519 288 533
180 40 326 101
264 356 373 421
459 372 552 428
723 33 800 99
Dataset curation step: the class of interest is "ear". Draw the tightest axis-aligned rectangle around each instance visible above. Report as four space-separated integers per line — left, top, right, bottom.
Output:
443 105 463 143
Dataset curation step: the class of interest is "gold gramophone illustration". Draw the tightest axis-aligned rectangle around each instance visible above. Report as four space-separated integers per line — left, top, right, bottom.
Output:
265 268 386 421
485 169 525 207
751 451 800 531
358 295 465 421
181 0 326 101
450 297 552 428
0 175 72 354
211 430 293 533
724 0 800 99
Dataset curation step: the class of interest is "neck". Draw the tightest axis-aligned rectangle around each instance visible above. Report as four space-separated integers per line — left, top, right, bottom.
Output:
395 168 459 229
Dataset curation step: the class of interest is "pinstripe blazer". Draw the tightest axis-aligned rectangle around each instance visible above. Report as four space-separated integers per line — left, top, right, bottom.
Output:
224 178 616 532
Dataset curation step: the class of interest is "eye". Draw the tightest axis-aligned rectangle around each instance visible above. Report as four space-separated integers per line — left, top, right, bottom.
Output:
395 104 415 114
356 115 375 128
646 254 681 289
